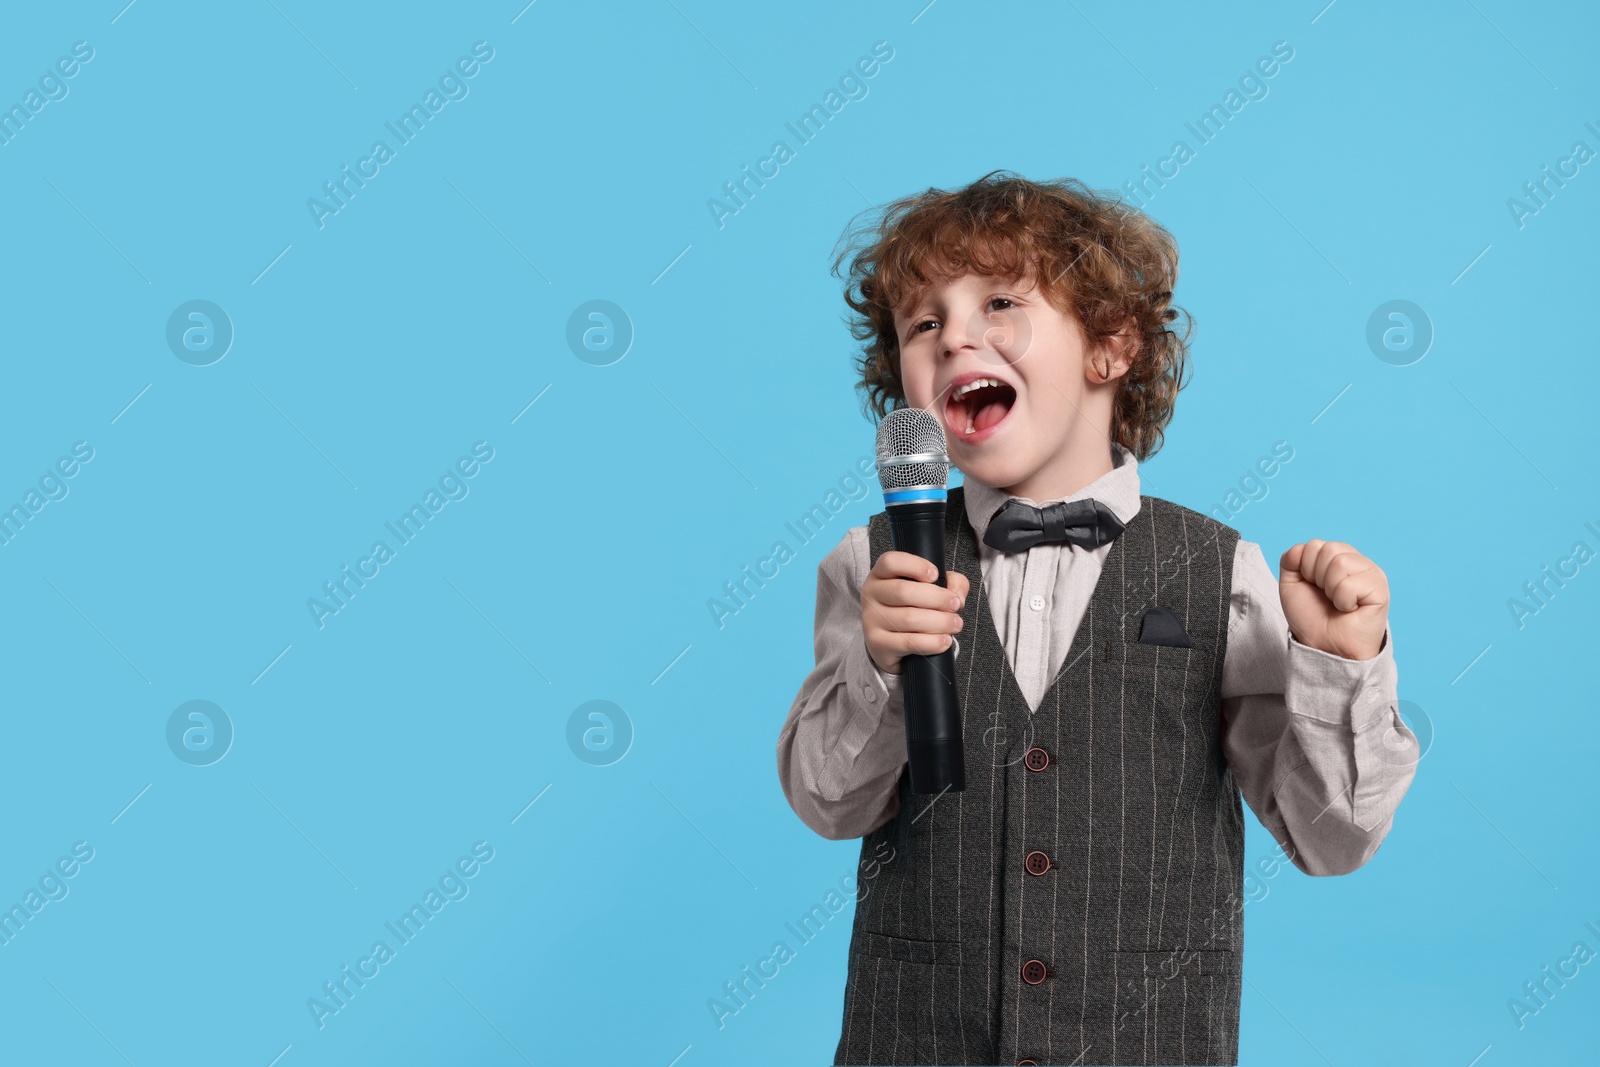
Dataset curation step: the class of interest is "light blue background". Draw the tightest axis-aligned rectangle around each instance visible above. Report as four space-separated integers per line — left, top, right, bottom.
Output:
0 1 1595 1064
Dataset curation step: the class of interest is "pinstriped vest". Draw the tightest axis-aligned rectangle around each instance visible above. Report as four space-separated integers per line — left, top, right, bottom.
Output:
836 488 1245 1067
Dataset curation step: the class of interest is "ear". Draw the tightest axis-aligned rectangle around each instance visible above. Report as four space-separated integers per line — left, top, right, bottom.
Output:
1088 317 1140 382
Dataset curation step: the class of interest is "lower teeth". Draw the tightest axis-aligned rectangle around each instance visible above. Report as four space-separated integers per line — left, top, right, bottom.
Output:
965 421 975 434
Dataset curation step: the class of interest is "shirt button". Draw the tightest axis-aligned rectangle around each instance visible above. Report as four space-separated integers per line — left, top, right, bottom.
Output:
1025 850 1051 876
1024 747 1050 772
863 684 877 703
1029 594 1045 611
1021 959 1049 985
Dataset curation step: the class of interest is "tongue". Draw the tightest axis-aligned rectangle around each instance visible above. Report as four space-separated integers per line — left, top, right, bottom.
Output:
973 398 1009 432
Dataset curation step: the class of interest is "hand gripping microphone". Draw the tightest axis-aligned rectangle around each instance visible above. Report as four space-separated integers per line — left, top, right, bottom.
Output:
875 406 966 794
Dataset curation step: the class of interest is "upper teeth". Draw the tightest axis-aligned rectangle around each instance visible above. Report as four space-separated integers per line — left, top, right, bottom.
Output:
952 377 1002 399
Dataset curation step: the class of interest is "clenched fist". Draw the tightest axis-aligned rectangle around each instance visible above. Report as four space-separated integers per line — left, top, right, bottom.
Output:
1279 539 1390 661
862 550 972 675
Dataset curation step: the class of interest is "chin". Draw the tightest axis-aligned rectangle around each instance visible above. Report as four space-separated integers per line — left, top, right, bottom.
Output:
959 457 1022 489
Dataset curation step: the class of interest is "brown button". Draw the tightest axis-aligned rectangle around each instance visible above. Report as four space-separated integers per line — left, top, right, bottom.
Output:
1025 850 1050 876
1023 747 1050 772
1021 958 1048 985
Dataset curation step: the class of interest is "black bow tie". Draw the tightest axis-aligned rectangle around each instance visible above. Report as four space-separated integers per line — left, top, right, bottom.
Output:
982 497 1127 554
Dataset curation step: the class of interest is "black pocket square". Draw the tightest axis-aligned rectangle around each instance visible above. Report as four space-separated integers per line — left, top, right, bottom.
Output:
1137 605 1193 648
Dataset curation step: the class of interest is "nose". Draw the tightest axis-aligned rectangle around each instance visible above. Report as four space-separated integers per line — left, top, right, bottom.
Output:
938 303 982 359
946 299 1022 371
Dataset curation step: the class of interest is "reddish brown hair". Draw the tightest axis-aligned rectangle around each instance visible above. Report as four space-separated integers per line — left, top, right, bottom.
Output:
832 170 1194 460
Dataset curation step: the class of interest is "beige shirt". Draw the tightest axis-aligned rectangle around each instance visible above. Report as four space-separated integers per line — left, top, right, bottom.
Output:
776 443 1418 876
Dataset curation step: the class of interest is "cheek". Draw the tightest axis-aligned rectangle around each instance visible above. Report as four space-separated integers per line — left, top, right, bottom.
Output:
899 359 934 406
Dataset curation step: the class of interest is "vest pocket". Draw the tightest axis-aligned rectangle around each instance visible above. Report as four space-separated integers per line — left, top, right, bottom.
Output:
855 930 961 965
839 941 989 1066
1122 638 1200 671
1119 641 1211 765
1120 640 1202 710
1108 950 1239 1066
1110 947 1234 979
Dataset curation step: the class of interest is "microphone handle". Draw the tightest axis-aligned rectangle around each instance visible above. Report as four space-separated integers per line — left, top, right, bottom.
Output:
886 498 967 794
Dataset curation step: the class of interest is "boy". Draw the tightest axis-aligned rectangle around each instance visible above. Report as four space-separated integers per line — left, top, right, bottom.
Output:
776 172 1418 1066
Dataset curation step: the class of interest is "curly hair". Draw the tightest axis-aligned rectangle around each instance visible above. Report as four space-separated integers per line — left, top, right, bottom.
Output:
832 170 1194 461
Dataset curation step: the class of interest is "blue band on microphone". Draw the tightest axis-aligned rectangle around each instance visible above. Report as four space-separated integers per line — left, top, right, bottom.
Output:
884 488 948 505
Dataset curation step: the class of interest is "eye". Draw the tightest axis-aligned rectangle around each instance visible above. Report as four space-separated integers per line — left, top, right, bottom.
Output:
909 318 940 335
988 297 1015 312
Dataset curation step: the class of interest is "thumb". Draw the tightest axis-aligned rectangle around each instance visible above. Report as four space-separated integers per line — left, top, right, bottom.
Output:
1278 544 1307 586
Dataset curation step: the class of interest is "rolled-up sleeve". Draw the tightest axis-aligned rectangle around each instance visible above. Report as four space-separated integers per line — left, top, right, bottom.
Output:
1220 539 1418 876
776 526 908 840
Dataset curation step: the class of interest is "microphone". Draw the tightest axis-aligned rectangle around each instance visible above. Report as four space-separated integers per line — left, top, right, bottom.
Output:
875 406 967 795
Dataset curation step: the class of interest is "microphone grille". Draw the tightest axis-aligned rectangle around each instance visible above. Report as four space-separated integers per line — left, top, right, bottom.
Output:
875 406 950 491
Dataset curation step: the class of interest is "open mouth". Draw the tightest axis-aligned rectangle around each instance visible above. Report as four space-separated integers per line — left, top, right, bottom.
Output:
943 377 1017 442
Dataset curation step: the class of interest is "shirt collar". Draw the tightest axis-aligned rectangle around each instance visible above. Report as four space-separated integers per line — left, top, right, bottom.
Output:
963 442 1143 547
